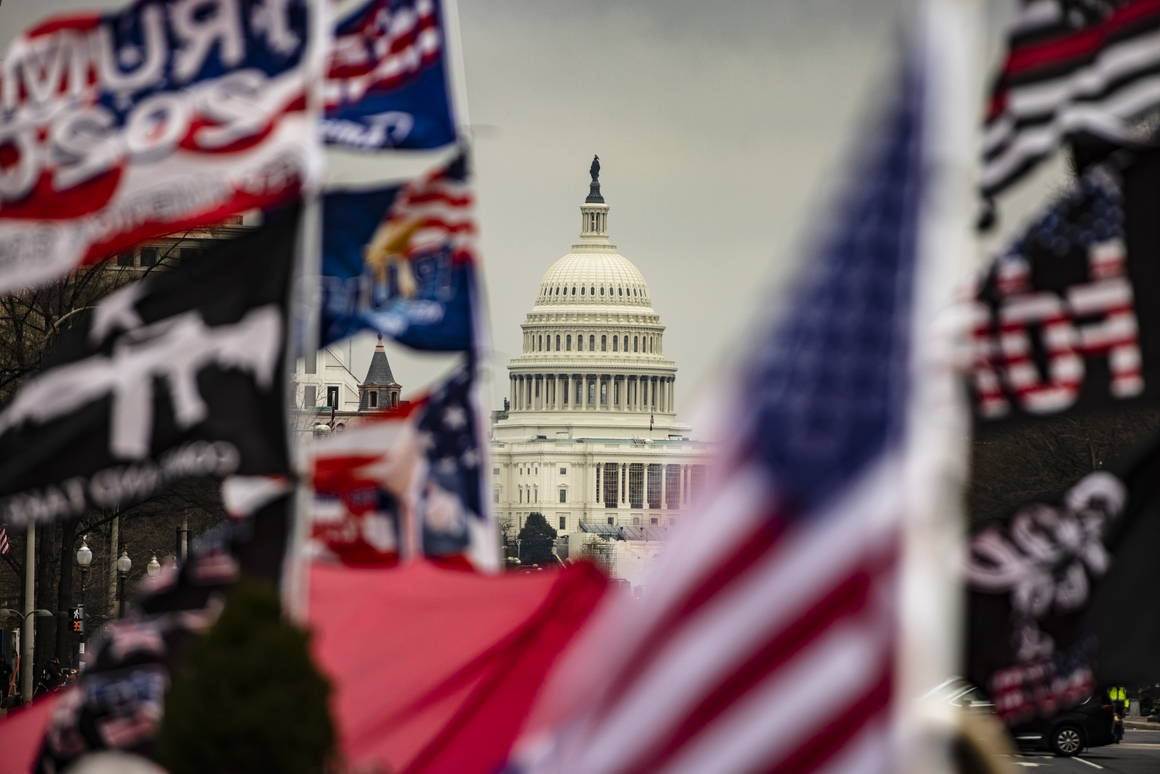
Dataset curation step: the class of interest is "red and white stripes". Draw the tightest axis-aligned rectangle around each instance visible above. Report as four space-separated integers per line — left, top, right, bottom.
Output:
326 0 442 107
388 164 477 263
512 461 904 774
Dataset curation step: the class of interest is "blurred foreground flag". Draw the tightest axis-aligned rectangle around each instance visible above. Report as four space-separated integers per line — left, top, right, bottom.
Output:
982 0 1160 208
506 6 976 774
0 0 324 293
320 153 480 350
309 361 496 570
0 205 299 525
323 0 459 150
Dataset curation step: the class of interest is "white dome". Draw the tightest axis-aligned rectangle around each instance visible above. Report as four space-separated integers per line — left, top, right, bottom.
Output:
534 249 653 309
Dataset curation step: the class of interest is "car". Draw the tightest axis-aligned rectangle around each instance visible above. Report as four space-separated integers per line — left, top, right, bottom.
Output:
1009 696 1120 757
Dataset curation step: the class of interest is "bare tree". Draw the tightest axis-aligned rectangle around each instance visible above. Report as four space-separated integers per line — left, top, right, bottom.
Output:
966 404 1160 528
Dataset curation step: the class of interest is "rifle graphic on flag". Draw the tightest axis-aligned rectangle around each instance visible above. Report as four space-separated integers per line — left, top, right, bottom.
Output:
0 205 299 524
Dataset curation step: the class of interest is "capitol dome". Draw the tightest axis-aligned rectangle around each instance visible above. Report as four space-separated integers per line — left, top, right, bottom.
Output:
494 157 685 440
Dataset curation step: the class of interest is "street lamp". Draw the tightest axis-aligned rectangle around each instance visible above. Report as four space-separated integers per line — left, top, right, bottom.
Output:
116 550 131 618
0 609 53 619
76 539 92 654
146 554 160 576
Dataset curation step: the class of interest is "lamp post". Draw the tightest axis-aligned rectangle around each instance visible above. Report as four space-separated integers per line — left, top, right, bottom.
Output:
76 539 92 654
116 550 131 618
146 555 160 576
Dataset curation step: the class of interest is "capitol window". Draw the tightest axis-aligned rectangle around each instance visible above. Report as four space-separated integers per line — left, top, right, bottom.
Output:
590 287 595 295
578 335 583 351
634 336 638 352
589 335 595 351
566 335 572 351
613 337 618 352
556 335 561 350
600 382 607 404
538 335 542 351
581 286 585 295
623 336 629 351
619 287 623 295
601 335 607 351
600 287 604 296
572 286 576 295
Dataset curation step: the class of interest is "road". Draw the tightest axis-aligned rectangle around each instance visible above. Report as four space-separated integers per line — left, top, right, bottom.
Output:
1011 729 1160 774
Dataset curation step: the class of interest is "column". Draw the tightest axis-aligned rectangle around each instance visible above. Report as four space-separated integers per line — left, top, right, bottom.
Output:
661 464 667 509
510 376 516 411
669 378 675 413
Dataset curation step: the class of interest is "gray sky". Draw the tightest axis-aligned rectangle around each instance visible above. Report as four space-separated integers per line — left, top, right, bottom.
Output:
2 0 1068 425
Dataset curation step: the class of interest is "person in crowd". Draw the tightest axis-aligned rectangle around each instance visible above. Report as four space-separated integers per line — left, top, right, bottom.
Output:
40 657 63 691
0 653 11 698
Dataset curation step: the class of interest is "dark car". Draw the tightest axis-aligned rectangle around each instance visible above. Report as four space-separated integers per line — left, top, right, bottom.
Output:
1010 697 1120 757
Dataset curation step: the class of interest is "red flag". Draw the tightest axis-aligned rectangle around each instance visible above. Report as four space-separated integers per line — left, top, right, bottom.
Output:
308 561 607 774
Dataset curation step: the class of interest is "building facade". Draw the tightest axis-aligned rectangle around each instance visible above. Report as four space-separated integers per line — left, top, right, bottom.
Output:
491 162 713 560
294 336 405 434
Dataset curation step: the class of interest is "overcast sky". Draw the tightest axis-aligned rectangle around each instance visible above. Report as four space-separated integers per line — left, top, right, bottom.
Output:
1 0 1069 427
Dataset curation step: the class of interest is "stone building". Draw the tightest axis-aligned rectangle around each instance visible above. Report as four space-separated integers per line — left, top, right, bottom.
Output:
491 160 713 564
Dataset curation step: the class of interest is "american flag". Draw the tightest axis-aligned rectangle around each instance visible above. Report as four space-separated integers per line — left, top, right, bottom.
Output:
0 526 7 555
386 153 477 266
308 362 496 570
506 35 959 774
982 0 1160 204
326 0 443 108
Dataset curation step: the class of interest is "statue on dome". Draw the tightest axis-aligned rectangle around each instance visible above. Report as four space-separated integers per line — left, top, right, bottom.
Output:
586 155 604 203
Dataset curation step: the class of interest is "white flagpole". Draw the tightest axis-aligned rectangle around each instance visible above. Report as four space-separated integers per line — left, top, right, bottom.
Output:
283 0 331 622
898 1 982 773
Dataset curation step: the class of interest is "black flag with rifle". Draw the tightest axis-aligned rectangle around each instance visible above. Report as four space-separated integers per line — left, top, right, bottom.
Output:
0 204 300 525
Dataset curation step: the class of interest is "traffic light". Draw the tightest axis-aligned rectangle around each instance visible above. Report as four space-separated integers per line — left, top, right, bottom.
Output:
70 606 84 635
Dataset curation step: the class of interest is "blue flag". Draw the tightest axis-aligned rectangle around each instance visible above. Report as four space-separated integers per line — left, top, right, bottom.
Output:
323 0 457 150
320 154 477 350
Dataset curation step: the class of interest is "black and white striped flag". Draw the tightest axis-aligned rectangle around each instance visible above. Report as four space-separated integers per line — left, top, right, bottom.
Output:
983 0 1160 205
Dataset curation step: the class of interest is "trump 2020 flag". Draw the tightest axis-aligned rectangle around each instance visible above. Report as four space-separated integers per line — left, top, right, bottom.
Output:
0 204 299 525
0 0 323 293
505 7 976 773
320 152 479 350
310 361 496 570
323 0 458 150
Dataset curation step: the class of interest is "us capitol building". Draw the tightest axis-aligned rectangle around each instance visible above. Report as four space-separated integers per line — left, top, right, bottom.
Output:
490 159 713 569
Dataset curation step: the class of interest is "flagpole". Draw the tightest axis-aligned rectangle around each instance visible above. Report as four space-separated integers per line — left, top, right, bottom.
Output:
898 2 981 773
283 0 331 622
